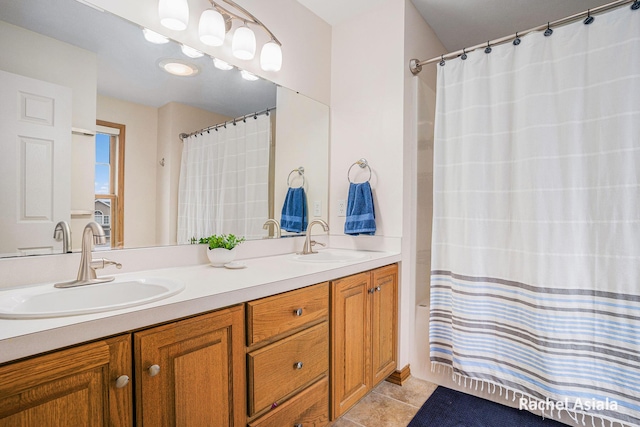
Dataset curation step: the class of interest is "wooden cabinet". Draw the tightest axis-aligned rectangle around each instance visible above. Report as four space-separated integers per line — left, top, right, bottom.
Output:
331 264 398 419
0 334 133 426
134 304 246 427
246 282 330 426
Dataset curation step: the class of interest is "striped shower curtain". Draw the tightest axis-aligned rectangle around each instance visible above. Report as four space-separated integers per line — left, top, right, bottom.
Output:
430 5 640 427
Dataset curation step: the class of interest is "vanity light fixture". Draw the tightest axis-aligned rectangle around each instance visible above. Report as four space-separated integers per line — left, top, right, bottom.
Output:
159 0 189 31
159 59 199 77
232 24 256 60
240 70 259 81
143 28 170 44
168 0 283 71
180 44 204 58
213 57 234 70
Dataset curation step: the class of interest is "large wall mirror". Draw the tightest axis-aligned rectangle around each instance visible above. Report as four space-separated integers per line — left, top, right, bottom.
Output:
0 0 329 258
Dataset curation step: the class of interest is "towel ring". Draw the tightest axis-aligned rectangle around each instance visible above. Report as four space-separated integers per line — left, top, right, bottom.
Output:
287 166 305 188
347 158 372 183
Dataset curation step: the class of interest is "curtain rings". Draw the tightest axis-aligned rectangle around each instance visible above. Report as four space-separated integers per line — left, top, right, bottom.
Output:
544 22 553 37
461 48 468 60
513 32 521 46
584 9 595 25
439 55 446 66
484 41 492 54
632 1 640 10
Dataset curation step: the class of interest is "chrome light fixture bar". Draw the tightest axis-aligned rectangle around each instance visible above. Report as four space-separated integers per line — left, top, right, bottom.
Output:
159 0 282 72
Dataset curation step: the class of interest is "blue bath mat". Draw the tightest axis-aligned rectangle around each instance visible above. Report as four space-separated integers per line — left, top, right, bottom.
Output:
408 387 568 427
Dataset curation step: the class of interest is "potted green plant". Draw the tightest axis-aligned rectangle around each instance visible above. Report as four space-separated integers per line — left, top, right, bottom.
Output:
199 234 245 267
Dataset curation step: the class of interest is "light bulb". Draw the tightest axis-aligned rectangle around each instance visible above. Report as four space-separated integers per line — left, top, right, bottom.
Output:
181 44 204 58
159 59 199 77
260 41 282 72
213 58 234 71
158 0 189 31
199 9 226 46
232 26 256 60
143 28 169 44
240 70 259 81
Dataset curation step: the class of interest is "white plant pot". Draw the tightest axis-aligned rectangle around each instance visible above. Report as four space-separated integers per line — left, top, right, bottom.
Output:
206 247 237 267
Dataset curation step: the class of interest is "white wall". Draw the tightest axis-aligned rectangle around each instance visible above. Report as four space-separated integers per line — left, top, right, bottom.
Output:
0 21 98 250
83 0 332 106
330 0 405 238
96 95 160 248
275 87 330 228
156 102 231 245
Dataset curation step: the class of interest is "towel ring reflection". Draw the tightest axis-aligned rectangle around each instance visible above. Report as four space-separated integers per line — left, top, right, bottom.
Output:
347 158 372 183
287 166 305 188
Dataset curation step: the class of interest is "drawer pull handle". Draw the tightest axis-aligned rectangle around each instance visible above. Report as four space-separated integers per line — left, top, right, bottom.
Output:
293 308 303 316
294 361 304 370
115 375 129 388
148 364 161 377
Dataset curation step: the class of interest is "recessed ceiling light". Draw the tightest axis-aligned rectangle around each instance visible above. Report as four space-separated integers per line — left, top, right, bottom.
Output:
181 44 204 58
213 58 233 71
143 28 169 44
240 70 259 81
159 59 199 77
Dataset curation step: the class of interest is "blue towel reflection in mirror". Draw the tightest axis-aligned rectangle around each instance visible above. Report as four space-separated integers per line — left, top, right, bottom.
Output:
344 181 376 235
280 187 308 232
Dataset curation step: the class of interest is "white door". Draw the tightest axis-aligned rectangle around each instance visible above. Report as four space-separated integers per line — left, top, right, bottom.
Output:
0 69 72 257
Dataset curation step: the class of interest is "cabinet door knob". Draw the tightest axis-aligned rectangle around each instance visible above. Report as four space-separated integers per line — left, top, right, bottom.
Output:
294 424 303 427
115 375 129 388
293 308 303 316
375 286 381 292
148 364 161 377
368 288 375 294
293 361 304 370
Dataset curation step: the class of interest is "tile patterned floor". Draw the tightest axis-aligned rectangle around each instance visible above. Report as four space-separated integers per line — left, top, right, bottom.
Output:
329 377 438 427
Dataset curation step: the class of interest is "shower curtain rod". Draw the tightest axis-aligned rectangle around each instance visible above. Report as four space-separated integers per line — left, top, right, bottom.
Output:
179 106 276 141
409 0 638 74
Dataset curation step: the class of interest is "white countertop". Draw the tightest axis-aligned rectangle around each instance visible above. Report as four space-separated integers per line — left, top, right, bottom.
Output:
0 249 400 364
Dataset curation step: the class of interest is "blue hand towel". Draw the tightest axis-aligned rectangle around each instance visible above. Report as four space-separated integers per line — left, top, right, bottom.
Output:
281 187 308 233
344 181 376 235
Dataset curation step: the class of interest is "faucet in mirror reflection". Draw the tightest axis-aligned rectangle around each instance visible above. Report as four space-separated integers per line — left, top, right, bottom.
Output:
55 222 122 288
280 167 308 233
53 221 72 254
345 159 376 236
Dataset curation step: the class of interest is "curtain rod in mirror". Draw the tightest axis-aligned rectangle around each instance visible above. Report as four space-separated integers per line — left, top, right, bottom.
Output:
179 106 276 140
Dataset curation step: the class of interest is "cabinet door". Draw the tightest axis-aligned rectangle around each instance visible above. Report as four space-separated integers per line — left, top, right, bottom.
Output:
330 272 371 419
0 335 132 427
371 264 398 385
134 305 246 427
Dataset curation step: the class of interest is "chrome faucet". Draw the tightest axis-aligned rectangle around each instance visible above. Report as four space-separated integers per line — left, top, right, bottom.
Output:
53 221 72 253
262 219 281 238
54 221 122 288
300 219 329 255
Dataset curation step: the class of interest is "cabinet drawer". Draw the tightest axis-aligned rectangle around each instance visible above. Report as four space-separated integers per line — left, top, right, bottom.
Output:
247 282 328 346
248 322 328 416
248 377 329 427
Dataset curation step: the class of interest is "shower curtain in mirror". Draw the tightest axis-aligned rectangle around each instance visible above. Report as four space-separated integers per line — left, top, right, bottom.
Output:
430 6 640 427
177 114 270 243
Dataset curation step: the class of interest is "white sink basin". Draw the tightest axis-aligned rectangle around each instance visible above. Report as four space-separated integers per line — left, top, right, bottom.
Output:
0 278 185 319
291 250 370 263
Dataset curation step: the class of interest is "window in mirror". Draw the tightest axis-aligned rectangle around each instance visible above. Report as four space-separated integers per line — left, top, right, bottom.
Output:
95 120 125 249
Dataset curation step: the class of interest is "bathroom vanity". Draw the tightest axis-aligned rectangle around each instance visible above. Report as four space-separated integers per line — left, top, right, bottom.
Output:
0 250 399 426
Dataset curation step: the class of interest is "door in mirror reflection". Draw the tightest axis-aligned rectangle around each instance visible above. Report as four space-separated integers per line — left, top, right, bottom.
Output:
0 70 72 257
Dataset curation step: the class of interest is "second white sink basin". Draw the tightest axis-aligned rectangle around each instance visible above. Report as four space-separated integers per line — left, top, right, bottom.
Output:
0 278 185 319
291 250 370 263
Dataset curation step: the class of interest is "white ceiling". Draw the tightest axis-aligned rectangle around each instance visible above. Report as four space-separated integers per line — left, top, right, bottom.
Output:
297 0 616 52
